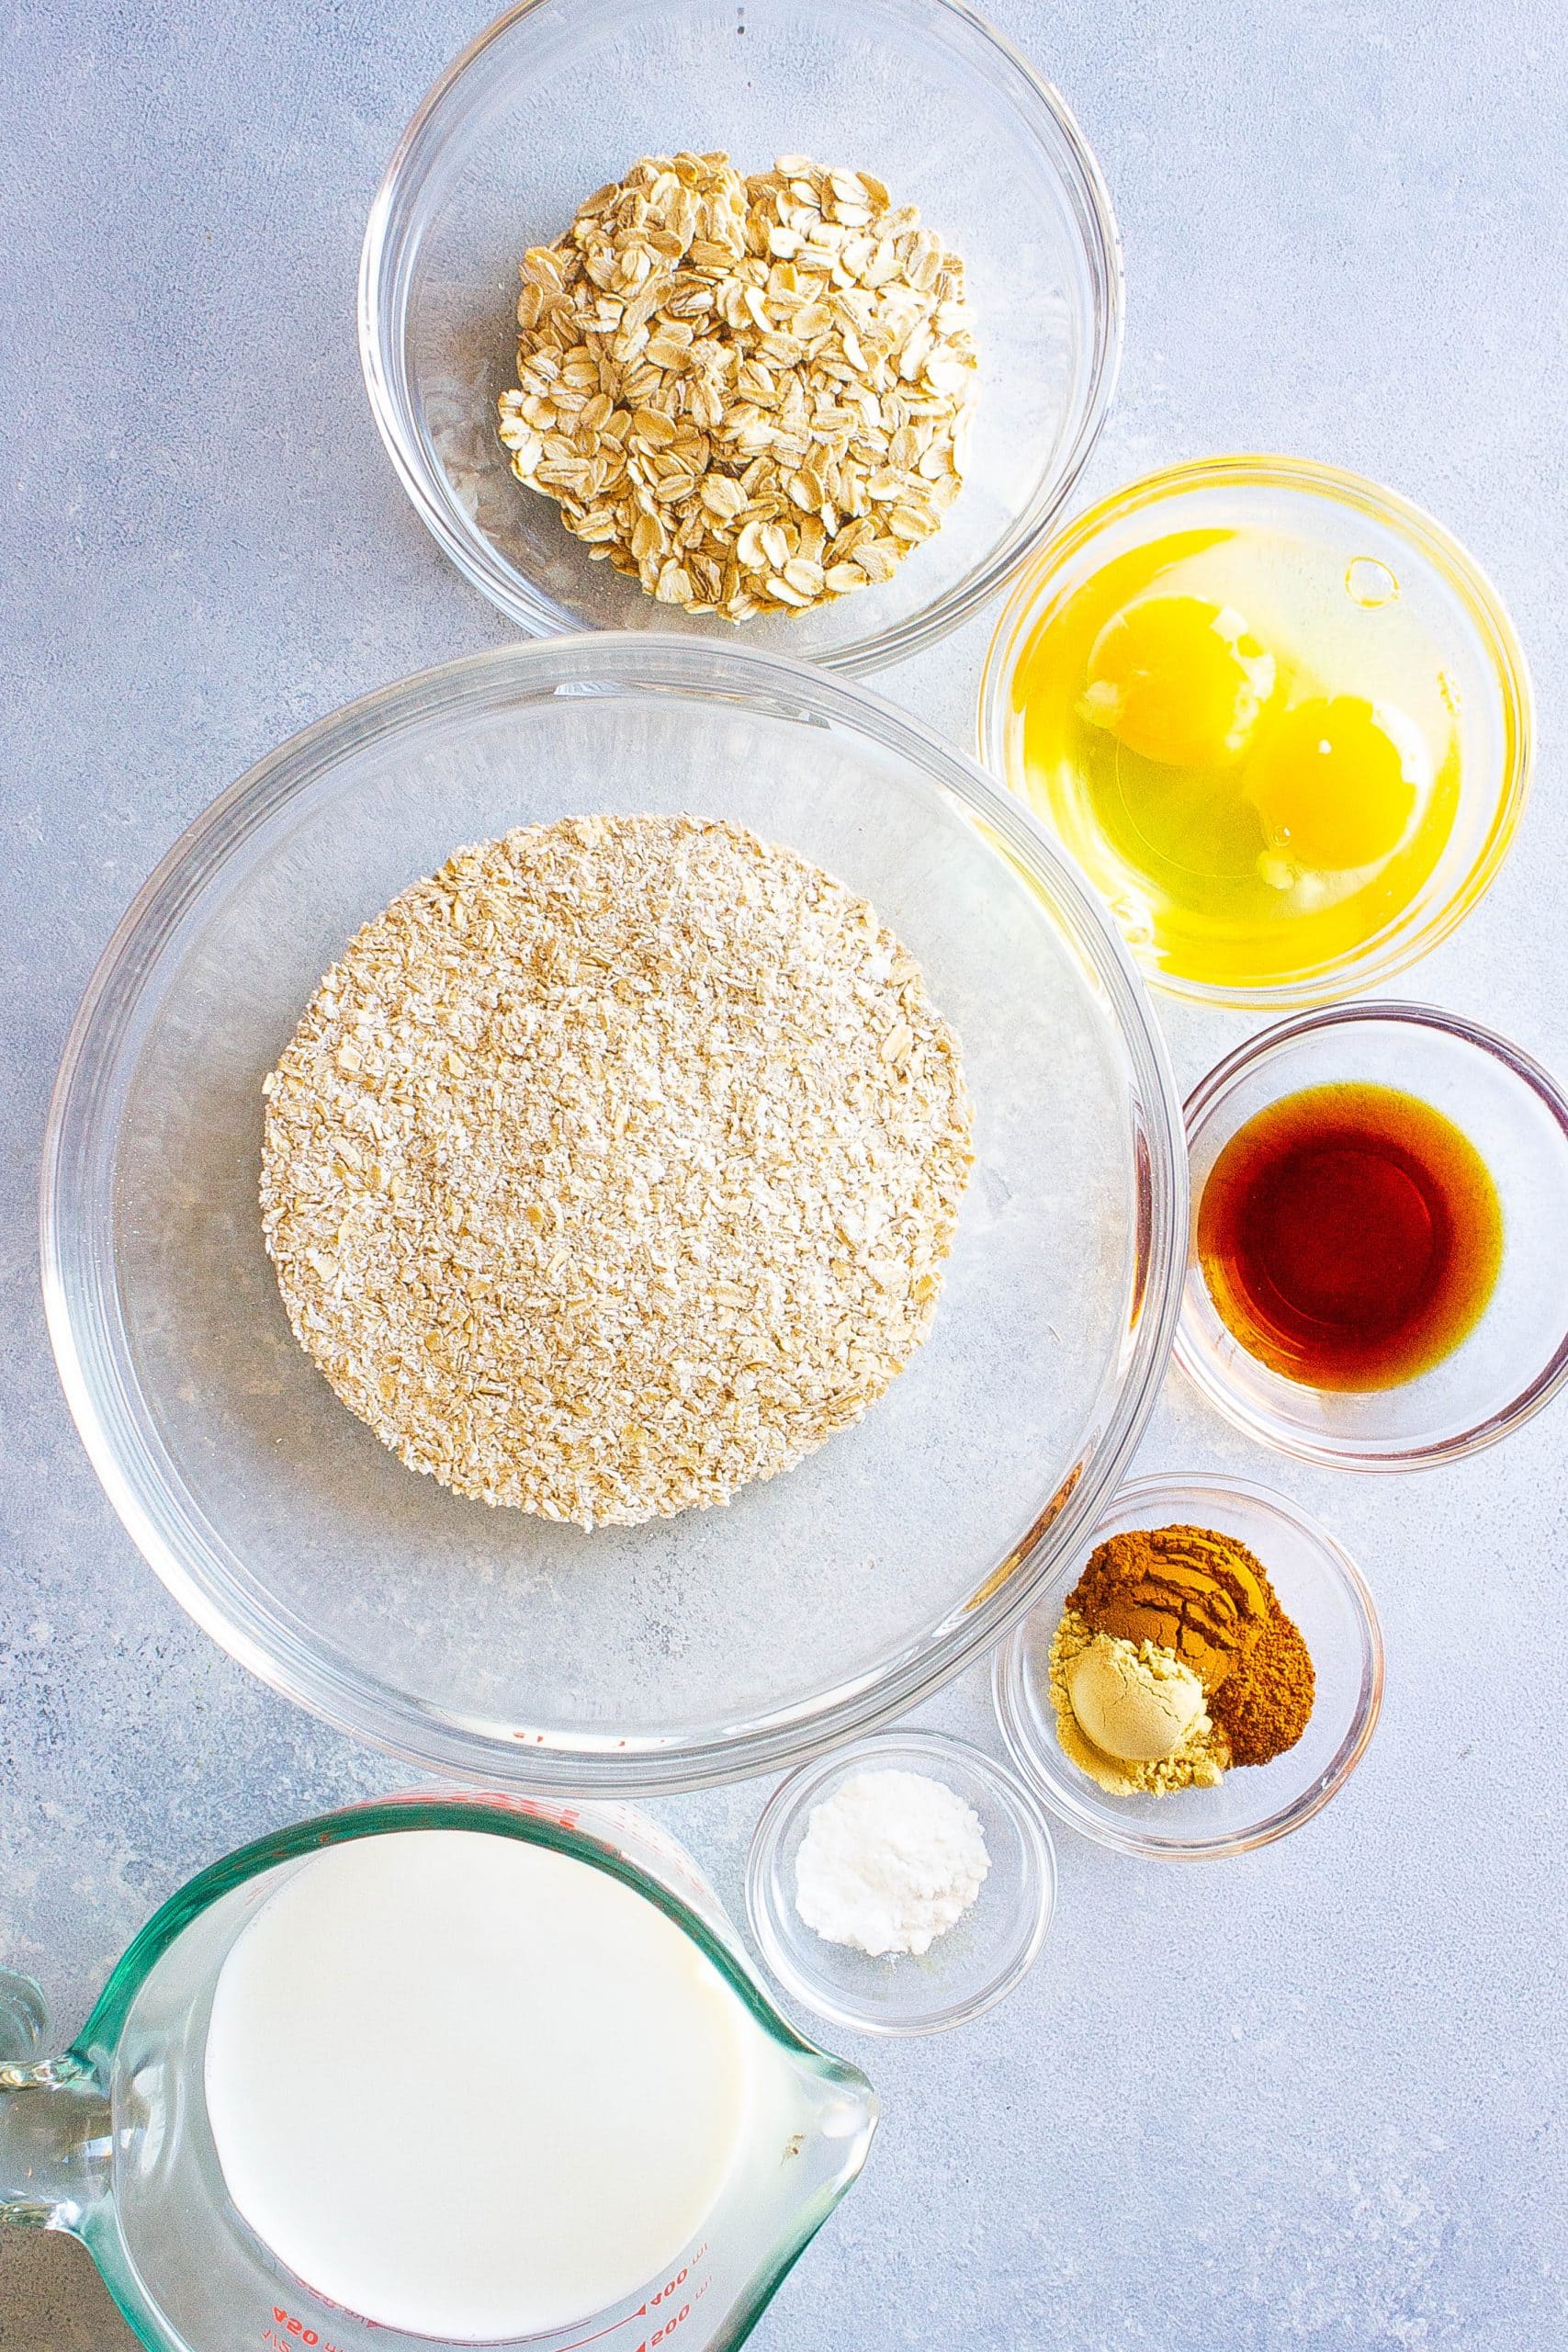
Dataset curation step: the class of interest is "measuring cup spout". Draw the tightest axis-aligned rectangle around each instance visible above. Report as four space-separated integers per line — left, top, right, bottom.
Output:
0 1970 112 2233
773 2041 879 2237
798 2058 879 2169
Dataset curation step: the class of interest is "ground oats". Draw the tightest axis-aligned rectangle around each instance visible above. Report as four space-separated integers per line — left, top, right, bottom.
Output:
261 814 973 1527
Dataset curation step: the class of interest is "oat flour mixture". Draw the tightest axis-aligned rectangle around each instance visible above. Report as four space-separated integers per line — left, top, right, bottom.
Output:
261 813 972 1527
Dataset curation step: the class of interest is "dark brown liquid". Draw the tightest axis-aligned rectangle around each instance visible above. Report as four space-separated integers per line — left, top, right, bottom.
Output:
1197 1082 1503 1391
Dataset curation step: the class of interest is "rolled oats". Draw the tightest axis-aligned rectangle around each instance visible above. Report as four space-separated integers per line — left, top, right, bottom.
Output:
497 153 978 621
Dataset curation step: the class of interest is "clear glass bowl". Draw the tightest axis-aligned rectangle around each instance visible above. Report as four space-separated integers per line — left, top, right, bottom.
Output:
976 455 1533 1004
359 0 1122 675
41 635 1184 1794
745 1729 1055 2034
1177 1002 1568 1468
992 1474 1383 1860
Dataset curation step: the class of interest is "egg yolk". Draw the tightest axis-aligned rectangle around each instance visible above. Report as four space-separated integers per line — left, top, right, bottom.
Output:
1245 696 1421 871
1078 596 1278 770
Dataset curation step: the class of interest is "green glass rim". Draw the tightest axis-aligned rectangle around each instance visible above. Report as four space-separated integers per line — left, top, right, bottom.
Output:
73 1794 846 2074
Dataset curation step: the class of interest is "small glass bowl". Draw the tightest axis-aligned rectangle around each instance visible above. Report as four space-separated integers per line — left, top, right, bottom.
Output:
745 1730 1055 2034
992 1475 1382 1860
359 0 1122 675
1178 1002 1568 1469
976 454 1533 1005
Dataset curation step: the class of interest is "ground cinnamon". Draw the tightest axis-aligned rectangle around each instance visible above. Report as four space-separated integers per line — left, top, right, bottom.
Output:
1067 1524 1270 1690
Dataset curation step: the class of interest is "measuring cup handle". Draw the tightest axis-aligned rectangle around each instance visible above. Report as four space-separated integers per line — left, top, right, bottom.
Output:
0 1970 111 2233
0 1969 50 2066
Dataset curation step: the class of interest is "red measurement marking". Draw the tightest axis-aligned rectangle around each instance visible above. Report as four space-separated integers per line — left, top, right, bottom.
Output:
262 2310 349 2352
554 2252 711 2352
468 1792 584 1835
648 2265 690 2307
554 2312 647 2352
634 2302 693 2352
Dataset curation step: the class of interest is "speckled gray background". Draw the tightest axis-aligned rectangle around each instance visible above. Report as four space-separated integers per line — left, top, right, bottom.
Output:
3 1 1565 2346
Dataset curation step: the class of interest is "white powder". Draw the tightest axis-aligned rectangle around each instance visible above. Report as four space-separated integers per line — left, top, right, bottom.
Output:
793 1768 991 1958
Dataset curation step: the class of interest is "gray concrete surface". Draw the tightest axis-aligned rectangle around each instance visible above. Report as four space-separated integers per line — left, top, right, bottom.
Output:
3 1 1565 2346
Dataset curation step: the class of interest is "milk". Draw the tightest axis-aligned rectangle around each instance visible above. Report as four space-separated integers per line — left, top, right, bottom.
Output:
203 1828 758 2341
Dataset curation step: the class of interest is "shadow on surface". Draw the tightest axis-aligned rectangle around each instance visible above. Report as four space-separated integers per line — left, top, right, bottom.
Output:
0 2232 135 2352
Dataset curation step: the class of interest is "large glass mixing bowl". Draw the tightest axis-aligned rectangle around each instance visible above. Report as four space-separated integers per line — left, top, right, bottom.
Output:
42 638 1184 1792
359 0 1122 674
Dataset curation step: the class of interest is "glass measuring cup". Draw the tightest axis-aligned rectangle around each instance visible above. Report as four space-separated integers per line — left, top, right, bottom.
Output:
0 1794 877 2352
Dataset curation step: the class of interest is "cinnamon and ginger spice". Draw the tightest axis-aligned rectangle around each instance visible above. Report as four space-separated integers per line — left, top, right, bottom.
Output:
1048 1523 1314 1794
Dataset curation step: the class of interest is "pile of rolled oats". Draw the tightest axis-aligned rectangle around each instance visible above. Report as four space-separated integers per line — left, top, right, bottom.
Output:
261 815 973 1528
496 153 977 620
